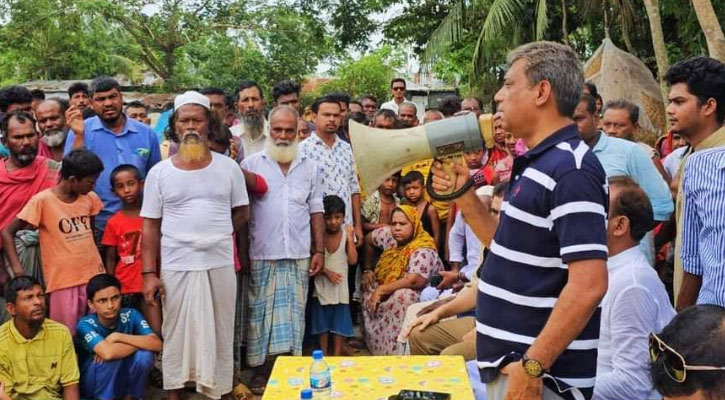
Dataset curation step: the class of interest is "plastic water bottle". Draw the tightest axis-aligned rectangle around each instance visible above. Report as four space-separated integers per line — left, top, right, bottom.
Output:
300 388 313 399
309 350 331 399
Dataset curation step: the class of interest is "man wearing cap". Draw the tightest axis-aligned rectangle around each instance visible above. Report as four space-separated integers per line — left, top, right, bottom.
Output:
140 91 249 400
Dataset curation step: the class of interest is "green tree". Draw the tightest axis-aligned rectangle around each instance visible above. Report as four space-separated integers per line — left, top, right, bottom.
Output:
315 47 403 102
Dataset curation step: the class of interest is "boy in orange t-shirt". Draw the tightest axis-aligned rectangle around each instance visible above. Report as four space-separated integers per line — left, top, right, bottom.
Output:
1 149 105 334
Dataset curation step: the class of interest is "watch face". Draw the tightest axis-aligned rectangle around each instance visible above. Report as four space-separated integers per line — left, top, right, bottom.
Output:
523 360 543 377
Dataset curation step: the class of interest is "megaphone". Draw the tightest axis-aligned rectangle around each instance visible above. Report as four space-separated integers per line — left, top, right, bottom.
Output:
350 113 495 201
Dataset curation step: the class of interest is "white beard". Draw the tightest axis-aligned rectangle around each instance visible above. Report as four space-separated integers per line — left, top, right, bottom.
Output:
41 129 68 148
265 137 299 164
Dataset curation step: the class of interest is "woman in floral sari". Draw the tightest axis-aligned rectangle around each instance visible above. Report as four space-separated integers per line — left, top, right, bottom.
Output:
361 205 443 355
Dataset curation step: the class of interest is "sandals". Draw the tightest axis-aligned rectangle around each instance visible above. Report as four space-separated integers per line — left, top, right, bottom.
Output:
250 374 268 396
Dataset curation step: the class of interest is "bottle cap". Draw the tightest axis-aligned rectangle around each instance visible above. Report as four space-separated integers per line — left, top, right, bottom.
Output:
301 388 313 399
312 350 324 360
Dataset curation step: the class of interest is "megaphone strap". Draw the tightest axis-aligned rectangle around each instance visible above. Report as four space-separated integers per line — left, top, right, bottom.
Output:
425 167 475 201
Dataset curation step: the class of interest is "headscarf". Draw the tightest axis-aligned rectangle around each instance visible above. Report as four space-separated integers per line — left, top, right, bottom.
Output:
375 205 437 285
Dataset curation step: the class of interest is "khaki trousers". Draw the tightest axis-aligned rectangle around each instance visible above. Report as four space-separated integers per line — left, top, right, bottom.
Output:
408 316 476 361
486 374 567 400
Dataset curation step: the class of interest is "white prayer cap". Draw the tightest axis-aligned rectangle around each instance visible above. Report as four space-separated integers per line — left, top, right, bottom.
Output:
174 91 210 111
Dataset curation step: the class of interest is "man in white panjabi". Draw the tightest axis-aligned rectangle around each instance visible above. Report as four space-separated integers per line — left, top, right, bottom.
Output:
240 105 325 390
140 91 249 400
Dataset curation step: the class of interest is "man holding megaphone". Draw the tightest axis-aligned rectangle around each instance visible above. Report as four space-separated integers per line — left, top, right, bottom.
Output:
351 42 608 400
431 42 608 400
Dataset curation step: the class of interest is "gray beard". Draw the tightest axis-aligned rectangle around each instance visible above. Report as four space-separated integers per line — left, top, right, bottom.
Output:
41 129 68 148
242 113 264 140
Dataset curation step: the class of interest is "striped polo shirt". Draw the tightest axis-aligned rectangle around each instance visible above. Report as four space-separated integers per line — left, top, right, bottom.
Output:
476 124 608 400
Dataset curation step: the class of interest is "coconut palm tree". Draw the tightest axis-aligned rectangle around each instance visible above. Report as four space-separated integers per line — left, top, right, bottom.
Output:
691 0 725 61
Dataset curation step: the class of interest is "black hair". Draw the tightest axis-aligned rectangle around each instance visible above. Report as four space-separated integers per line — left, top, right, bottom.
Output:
68 82 89 97
82 108 97 120
109 164 142 188
30 89 45 101
347 112 369 126
199 87 226 97
665 57 725 124
439 95 462 117
493 181 509 198
580 93 597 115
650 305 725 400
165 104 223 144
6 276 43 304
327 91 351 106
212 125 234 150
391 78 406 88
0 85 34 113
86 273 122 301
38 98 68 114
124 100 149 113
89 76 121 97
272 80 301 102
350 100 363 109
603 99 640 125
60 148 104 180
401 170 425 186
359 94 378 104
311 95 341 114
584 81 599 98
235 79 264 100
225 94 235 110
608 176 654 242
0 111 36 137
323 195 346 216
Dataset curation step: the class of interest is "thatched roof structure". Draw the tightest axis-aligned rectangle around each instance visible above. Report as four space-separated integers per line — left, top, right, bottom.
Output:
584 39 666 141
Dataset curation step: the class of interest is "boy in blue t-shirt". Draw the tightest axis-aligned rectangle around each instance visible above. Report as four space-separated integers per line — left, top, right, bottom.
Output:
75 274 162 400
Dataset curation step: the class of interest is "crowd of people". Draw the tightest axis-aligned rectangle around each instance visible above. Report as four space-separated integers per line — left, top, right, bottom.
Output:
0 40 723 400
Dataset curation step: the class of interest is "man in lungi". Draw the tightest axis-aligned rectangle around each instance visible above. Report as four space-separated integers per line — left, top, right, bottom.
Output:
140 91 249 400
240 105 325 394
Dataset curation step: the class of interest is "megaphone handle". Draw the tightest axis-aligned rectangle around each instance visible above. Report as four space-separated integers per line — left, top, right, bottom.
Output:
426 158 475 202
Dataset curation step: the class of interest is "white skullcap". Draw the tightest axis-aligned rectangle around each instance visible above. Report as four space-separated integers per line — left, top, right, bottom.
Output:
174 91 210 111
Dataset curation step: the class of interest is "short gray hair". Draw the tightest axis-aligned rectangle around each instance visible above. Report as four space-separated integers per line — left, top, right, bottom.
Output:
507 41 584 118
268 105 299 122
399 102 417 115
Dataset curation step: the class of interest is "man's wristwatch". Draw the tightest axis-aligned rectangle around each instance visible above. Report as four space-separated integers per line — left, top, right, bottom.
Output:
522 355 547 378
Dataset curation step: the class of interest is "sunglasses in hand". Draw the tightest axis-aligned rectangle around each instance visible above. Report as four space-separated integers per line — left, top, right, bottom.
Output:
649 332 725 383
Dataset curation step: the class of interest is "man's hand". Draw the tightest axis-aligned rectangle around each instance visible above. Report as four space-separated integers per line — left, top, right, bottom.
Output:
354 225 364 248
501 362 543 400
142 274 164 307
430 160 471 195
238 251 251 275
361 270 375 291
309 253 324 276
402 310 440 338
323 268 343 284
436 270 459 289
0 381 12 400
105 332 122 344
416 297 454 317
65 105 84 137
229 139 239 160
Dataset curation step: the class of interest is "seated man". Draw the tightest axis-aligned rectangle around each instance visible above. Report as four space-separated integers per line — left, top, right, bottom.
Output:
649 305 725 400
0 276 80 400
75 274 161 400
402 185 505 361
594 177 675 400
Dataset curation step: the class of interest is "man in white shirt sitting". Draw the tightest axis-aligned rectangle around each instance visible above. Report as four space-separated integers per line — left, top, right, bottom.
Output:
594 176 676 400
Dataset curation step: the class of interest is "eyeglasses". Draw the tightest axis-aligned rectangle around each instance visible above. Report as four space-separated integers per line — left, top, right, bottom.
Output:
392 87 405 91
649 333 725 383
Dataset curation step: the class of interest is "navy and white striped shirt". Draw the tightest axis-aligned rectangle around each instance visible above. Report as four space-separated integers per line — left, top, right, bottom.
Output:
681 146 725 307
476 124 608 400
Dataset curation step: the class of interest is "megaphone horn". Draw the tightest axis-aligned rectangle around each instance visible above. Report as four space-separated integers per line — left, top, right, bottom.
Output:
350 112 495 199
